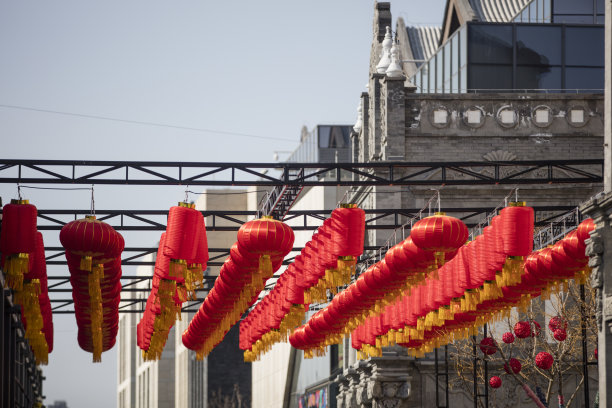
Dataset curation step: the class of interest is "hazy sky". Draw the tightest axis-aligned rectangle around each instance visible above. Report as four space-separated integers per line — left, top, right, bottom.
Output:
0 1 446 407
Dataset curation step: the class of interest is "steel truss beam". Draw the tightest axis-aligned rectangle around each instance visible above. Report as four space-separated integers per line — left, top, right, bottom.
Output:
34 206 577 233
0 159 603 186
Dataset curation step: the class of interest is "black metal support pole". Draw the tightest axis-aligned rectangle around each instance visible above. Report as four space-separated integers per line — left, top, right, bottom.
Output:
473 335 478 408
445 345 449 407
580 284 590 407
435 347 440 408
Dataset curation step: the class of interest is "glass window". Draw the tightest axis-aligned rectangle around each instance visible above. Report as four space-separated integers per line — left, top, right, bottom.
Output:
468 64 513 91
521 8 529 22
597 0 605 13
444 40 452 91
565 26 604 67
597 15 605 24
554 14 595 23
529 1 538 22
517 66 562 91
429 59 436 92
554 0 594 14
421 64 429 93
516 26 562 66
543 0 552 22
468 24 513 64
318 126 349 148
565 67 604 91
451 33 459 92
436 52 444 92
414 71 422 92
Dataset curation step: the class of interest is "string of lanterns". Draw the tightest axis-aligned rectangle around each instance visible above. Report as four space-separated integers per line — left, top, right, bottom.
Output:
182 216 294 360
1 200 53 364
60 215 125 362
239 205 365 362
289 210 468 358
137 202 209 361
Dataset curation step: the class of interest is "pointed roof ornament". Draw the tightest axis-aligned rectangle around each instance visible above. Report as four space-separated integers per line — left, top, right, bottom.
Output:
353 103 363 133
376 26 393 74
386 39 404 78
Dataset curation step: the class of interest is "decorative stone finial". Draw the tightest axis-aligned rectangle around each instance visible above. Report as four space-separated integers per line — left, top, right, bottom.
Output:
353 103 363 132
376 26 392 74
386 39 404 78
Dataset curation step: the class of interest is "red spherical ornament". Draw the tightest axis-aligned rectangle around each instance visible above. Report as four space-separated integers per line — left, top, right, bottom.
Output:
479 337 498 355
553 329 567 342
489 376 502 389
595 348 598 359
514 321 531 339
504 358 522 374
549 316 567 332
535 352 554 370
502 332 515 344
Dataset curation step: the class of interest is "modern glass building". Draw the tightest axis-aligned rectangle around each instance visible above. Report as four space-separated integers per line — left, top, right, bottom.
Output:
408 0 605 93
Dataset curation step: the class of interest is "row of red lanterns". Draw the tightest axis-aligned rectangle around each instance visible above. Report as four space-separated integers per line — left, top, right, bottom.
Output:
60 215 125 362
239 205 365 362
1 200 53 364
289 211 469 358
350 204 534 357
182 216 294 359
137 203 209 361
351 209 593 359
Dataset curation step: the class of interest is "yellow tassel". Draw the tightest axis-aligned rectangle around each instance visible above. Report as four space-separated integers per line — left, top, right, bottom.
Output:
259 255 273 279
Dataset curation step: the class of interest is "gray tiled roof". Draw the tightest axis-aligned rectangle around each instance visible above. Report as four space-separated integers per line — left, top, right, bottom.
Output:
406 26 442 63
468 0 531 22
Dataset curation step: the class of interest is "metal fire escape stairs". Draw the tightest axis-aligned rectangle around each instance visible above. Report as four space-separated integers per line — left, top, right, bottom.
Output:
257 168 305 220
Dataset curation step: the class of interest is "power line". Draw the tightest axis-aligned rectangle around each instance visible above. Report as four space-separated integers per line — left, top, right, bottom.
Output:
0 103 296 143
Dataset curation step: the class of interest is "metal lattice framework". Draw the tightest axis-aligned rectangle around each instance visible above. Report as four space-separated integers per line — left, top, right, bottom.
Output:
0 158 603 314
0 158 603 186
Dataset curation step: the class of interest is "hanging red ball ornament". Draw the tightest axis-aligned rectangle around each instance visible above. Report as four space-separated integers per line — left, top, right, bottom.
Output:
489 376 502 389
502 332 515 344
595 348 598 359
535 352 554 370
549 316 567 332
479 337 498 355
553 329 567 342
504 358 522 374
514 321 531 339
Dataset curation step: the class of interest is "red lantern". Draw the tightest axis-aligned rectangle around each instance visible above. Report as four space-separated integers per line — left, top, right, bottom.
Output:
0 199 38 290
549 316 567 332
330 205 365 281
535 351 554 370
489 376 502 389
410 212 468 269
514 321 531 339
479 337 498 355
502 332 515 344
504 358 522 374
553 329 567 341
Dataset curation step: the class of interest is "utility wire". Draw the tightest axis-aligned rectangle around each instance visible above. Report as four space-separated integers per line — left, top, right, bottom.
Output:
0 103 295 142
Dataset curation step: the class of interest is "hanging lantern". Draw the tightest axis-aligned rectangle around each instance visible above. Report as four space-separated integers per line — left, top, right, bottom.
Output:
164 202 201 280
0 199 38 290
504 358 522 374
499 202 534 286
535 351 554 370
410 212 468 269
489 376 502 389
330 204 365 282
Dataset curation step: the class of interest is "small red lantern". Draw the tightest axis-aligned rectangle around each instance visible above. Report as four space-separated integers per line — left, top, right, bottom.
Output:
330 204 365 281
535 351 554 370
504 358 522 374
0 199 38 290
549 316 567 332
489 376 502 389
553 329 567 342
479 337 498 355
502 332 515 344
514 321 531 339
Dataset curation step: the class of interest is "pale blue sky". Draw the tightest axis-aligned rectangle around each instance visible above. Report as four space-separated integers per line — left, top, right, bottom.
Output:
0 1 446 407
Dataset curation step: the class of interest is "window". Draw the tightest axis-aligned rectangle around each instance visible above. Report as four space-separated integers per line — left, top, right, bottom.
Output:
468 25 513 64
318 126 349 148
436 52 444 92
468 64 513 91
529 1 538 22
517 66 562 91
565 26 605 67
565 67 605 91
517 26 562 66
554 0 594 14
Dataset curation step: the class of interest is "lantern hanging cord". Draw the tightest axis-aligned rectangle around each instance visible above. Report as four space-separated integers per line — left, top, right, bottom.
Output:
90 185 95 216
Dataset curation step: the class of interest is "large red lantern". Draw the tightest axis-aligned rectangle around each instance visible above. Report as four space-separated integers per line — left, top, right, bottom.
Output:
0 199 38 290
330 205 365 281
410 212 468 268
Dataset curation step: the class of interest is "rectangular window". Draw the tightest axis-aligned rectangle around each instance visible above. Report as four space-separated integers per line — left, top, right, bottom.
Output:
517 66 562 91
565 67 605 91
429 58 436 92
554 14 596 23
553 0 594 14
421 64 429 93
468 64 513 91
468 24 513 64
543 0 552 22
436 52 444 92
444 40 452 92
451 32 459 92
529 1 538 22
565 26 605 67
517 25 562 66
